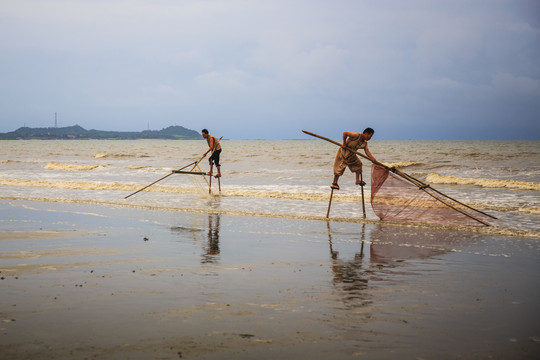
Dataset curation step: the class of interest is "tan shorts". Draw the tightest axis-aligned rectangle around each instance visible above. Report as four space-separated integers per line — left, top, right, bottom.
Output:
333 148 362 176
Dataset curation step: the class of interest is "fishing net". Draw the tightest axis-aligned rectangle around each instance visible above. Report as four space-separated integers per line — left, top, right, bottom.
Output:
189 172 213 199
370 164 492 227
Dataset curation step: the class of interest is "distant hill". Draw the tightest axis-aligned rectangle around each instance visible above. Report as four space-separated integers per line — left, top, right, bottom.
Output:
0 125 202 140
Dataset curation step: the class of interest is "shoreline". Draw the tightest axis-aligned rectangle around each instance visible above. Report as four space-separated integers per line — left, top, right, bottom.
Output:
1 199 539 359
1 195 537 240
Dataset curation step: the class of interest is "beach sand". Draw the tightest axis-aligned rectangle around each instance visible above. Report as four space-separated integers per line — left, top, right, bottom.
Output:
1 199 539 359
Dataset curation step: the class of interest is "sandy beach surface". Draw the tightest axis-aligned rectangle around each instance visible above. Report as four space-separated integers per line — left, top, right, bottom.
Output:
1 199 539 359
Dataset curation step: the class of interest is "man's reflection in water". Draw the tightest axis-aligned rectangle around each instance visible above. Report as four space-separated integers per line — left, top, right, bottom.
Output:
201 213 220 264
327 222 469 308
327 222 370 308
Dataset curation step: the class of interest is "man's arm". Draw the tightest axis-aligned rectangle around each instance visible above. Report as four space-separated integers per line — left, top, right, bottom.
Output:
341 131 360 148
364 143 376 162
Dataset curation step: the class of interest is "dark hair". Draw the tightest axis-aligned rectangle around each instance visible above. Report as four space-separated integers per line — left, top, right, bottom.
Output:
363 127 374 135
202 129 208 134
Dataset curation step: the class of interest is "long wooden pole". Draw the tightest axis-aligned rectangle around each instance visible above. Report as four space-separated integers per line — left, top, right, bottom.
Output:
172 170 206 175
326 187 334 218
124 160 197 199
302 130 387 167
302 130 493 226
190 154 207 172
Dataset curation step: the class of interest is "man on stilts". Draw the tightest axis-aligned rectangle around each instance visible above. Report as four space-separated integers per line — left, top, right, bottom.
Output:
202 129 222 178
331 128 376 190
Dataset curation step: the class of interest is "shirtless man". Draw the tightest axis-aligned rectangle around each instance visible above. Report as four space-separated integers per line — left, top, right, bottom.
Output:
202 129 222 178
331 128 376 190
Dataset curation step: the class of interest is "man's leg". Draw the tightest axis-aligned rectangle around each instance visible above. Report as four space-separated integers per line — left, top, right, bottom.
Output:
331 174 340 189
355 171 366 186
207 159 214 176
210 150 221 177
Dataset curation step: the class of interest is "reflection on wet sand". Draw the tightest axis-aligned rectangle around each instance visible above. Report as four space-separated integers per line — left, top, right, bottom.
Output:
327 222 369 308
169 213 221 264
369 224 469 263
202 213 220 264
327 223 471 308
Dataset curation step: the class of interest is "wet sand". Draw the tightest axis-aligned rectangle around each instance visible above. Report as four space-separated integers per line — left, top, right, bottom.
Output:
1 199 539 359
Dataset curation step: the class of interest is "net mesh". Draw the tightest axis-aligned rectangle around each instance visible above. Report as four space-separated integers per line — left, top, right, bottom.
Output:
189 173 213 199
370 164 491 227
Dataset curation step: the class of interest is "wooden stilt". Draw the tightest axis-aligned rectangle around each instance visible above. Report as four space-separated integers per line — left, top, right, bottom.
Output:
217 177 221 193
209 174 212 194
360 172 366 219
326 187 334 218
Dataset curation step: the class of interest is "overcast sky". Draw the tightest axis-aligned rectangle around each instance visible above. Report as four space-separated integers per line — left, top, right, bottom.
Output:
1 0 539 139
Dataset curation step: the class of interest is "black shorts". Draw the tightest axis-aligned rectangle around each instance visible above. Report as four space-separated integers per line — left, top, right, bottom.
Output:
209 149 221 166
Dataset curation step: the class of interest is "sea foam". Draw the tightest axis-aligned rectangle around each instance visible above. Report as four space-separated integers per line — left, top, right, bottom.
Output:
45 161 100 171
426 173 540 191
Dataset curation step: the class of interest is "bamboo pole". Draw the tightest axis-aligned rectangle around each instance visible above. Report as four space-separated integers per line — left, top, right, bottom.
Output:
190 154 207 172
360 171 366 219
302 130 387 167
302 130 493 226
172 170 206 175
326 187 334 218
124 160 197 199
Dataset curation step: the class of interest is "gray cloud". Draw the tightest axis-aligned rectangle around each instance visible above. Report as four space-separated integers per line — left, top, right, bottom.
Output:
1 0 539 139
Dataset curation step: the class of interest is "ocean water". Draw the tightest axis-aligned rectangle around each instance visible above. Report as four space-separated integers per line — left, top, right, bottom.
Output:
1 139 539 237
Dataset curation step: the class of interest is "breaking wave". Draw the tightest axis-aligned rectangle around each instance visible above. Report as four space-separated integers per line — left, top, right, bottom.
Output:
1 160 23 165
426 173 540 191
519 206 540 215
0 178 188 194
0 178 358 201
0 177 527 214
94 153 150 159
381 161 422 169
45 161 101 171
125 165 151 170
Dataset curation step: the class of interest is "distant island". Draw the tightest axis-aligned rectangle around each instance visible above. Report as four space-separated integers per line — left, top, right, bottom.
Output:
0 125 202 140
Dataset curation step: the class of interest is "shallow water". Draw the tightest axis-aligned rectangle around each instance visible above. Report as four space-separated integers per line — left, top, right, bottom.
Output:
1 139 539 236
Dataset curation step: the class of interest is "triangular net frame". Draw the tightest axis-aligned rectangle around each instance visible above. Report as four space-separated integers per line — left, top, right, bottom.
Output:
370 164 492 227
